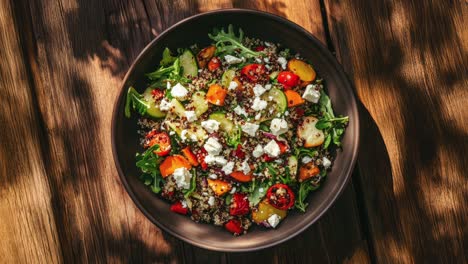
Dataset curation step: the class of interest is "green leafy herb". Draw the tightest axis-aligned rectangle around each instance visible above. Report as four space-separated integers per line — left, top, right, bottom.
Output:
295 147 318 161
125 87 151 118
317 90 349 149
248 180 272 206
160 47 177 66
184 170 197 198
135 144 164 194
279 167 294 185
209 24 261 58
147 56 190 87
295 180 320 212
226 126 242 148
225 194 232 205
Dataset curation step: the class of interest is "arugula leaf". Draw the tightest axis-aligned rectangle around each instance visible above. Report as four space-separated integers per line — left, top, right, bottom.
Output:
317 90 349 149
135 144 164 194
208 24 261 58
125 87 151 118
184 169 197 198
147 57 190 87
295 147 318 161
295 180 320 212
160 47 176 66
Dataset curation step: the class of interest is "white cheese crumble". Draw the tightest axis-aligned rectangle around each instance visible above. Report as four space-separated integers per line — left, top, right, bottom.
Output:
263 57 270 63
171 83 188 99
255 58 262 63
302 84 321 103
201 119 220 133
270 118 288 136
267 214 281 228
222 161 235 175
251 97 268 111
322 157 332 168
230 187 237 194
166 81 171 89
255 112 262 120
180 129 188 142
253 84 267 96
185 111 197 122
224 55 243 64
169 130 175 135
228 81 238 91
204 137 222 155
208 196 215 206
264 41 272 47
264 84 272 90
172 167 192 189
208 174 218 180
241 122 259 137
204 155 228 166
159 98 172 111
302 156 313 164
240 159 251 174
264 140 281 157
277 57 287 69
253 144 264 158
233 105 248 116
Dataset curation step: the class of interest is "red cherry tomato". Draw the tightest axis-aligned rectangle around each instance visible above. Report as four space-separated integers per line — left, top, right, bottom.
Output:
277 71 300 89
225 219 243 235
229 193 250 216
151 89 164 100
241 64 266 82
254 45 266 51
208 56 221 71
145 131 171 156
170 201 188 215
266 183 295 210
232 144 245 159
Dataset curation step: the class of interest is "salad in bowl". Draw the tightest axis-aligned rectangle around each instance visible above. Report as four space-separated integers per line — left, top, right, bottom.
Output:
124 25 348 235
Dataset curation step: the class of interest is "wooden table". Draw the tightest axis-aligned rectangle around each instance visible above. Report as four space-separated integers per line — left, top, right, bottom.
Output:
1 1 466 263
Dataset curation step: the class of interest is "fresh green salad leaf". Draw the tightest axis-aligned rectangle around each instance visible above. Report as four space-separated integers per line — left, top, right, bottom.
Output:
295 180 320 212
209 24 261 58
248 180 272 206
160 47 177 66
125 87 150 118
135 144 164 194
147 51 190 87
184 170 197 198
226 126 242 148
317 90 349 149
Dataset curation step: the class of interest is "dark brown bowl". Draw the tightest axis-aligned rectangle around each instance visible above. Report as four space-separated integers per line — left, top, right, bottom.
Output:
112 9 359 252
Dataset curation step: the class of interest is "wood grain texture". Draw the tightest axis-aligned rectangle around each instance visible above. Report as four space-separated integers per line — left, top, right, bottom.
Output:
324 0 468 262
0 0 465 263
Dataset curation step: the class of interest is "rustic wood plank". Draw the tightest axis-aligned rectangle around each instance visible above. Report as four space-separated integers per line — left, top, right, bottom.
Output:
324 0 468 262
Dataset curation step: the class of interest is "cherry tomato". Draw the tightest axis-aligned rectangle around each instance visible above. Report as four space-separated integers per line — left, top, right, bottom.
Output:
241 64 266 82
170 201 188 215
266 183 295 210
208 56 221 71
277 71 300 89
229 193 250 216
145 131 171 156
151 89 164 100
225 219 243 235
232 144 245 159
254 45 266 51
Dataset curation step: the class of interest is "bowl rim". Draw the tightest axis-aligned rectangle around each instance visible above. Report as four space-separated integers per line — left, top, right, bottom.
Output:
111 8 360 252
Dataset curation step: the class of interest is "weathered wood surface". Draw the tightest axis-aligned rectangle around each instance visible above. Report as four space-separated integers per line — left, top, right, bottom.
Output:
0 0 465 263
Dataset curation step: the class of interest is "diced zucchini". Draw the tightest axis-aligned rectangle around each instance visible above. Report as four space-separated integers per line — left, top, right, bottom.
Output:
180 49 198 78
142 88 166 118
190 91 209 117
209 112 234 133
261 88 287 120
170 99 186 118
269 71 279 80
165 120 207 143
288 155 298 180
221 69 236 88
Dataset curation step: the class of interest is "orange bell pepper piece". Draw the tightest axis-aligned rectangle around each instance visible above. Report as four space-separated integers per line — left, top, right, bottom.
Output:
298 162 320 182
159 155 192 178
284 90 305 107
206 84 227 106
181 147 199 166
207 179 232 196
230 171 253 182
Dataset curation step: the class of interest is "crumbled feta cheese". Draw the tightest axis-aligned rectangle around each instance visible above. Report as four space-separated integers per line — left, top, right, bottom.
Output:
172 167 192 189
270 118 288 136
241 159 251 174
204 155 228 166
171 83 188 99
264 41 272 47
180 129 188 142
208 174 218 180
259 188 264 193
241 122 259 137
277 57 287 69
228 81 238 91
222 161 235 175
166 81 171 89
264 84 272 90
169 130 175 135
267 214 281 228
255 58 262 63
201 119 220 133
284 110 289 116
253 84 267 97
251 97 268 111
263 57 270 63
264 140 281 157
181 200 187 208
230 187 237 194
233 105 248 116
253 144 264 158
265 64 272 70
185 111 197 122
255 112 262 120
322 157 332 168
302 84 321 103
302 156 313 164
189 133 197 142
208 196 215 206
159 98 172 111
224 55 243 64
204 137 222 155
